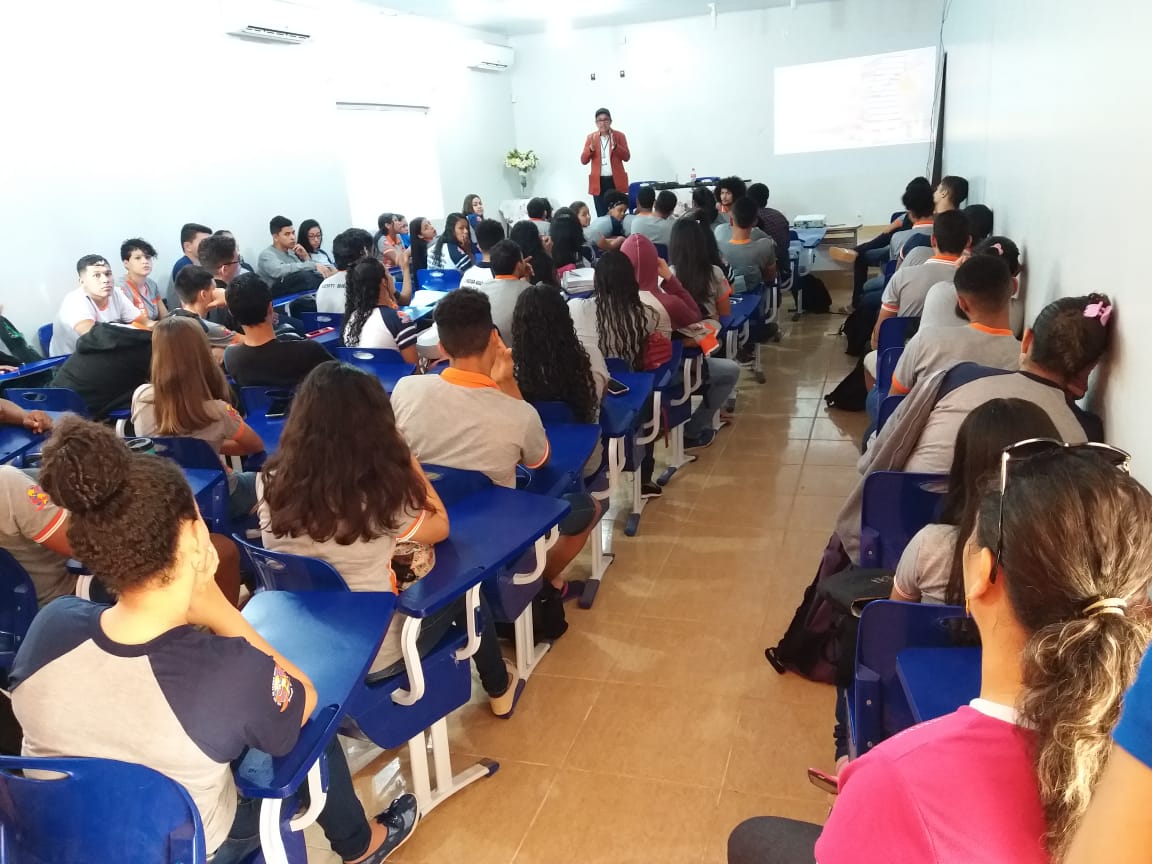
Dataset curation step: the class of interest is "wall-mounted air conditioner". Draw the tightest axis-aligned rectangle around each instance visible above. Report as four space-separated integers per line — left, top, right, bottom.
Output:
466 41 515 72
224 0 312 45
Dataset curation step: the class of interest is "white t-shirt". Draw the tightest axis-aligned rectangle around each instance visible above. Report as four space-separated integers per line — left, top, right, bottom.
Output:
315 271 347 314
460 263 493 293
52 288 140 355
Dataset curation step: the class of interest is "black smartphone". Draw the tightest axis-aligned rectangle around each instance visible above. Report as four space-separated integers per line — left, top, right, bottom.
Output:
606 378 630 396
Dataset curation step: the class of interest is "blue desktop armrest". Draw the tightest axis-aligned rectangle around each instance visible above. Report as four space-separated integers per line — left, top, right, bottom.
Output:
525 423 601 498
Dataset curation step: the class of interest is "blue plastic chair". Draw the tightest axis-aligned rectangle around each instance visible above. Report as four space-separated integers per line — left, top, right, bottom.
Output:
653 242 669 262
850 601 967 757
150 437 231 533
299 311 343 334
627 181 659 211
875 346 903 395
37 324 53 358
416 269 463 292
890 210 906 224
877 394 905 432
859 471 947 571
3 387 88 416
876 315 920 355
0 755 207 862
333 346 407 366
0 549 38 684
881 259 898 286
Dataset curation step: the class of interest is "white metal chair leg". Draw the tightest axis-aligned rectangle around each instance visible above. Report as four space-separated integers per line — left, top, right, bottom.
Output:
510 530 558 680
407 718 497 818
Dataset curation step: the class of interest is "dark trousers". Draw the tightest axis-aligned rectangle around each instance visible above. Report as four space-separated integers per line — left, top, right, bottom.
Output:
214 737 371 863
592 175 618 217
727 817 820 864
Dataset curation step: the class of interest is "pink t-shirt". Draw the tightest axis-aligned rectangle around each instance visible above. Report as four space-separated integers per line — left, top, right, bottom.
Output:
816 705 1048 864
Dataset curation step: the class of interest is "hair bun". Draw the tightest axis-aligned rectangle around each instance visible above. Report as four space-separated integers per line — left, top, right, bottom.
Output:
38 416 131 514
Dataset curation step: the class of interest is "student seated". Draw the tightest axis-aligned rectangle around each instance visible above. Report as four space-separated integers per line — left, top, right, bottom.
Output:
373 213 407 267
867 208 970 342
525 197 553 236
462 193 485 226
567 253 664 498
297 219 335 268
171 266 239 360
622 234 699 336
512 283 608 412
585 191 630 253
715 176 747 215
342 258 418 362
256 215 334 295
569 200 593 234
896 175 970 266
891 398 1059 605
0 462 75 604
390 289 601 610
904 201 992 271
428 214 476 274
258 361 519 714
166 222 212 309
747 183 792 280
0 309 43 369
51 254 152 356
9 418 419 863
196 234 242 294
626 187 675 246
132 316 263 522
735 442 1152 864
549 211 594 278
888 255 1021 396
51 322 153 419
717 198 777 293
408 217 437 283
212 229 257 274
460 219 506 292
921 236 1020 330
317 228 374 314
669 219 733 325
116 238 167 321
509 220 557 287
223 273 332 388
478 240 533 338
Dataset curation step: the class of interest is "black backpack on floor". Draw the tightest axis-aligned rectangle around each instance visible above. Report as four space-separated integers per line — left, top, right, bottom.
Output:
797 274 832 313
824 357 868 412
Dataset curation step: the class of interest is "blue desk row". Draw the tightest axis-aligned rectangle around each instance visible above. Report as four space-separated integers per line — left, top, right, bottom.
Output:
0 356 67 386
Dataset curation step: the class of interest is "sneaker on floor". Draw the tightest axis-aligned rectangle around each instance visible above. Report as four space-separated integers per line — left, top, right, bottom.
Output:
560 579 586 603
489 659 520 718
836 304 854 315
365 793 419 862
640 481 664 499
828 246 858 264
684 428 718 449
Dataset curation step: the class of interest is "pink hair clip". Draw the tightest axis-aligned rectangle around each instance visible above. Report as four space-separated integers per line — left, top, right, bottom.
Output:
1084 301 1113 326
991 242 1004 254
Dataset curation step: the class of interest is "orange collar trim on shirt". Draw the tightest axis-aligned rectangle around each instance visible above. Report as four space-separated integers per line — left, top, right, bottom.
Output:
969 323 1014 336
441 367 500 390
728 238 751 245
930 254 962 263
493 275 520 281
912 219 934 227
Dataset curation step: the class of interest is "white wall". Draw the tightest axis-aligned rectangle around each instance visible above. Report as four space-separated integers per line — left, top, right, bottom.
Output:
0 0 517 337
507 0 944 224
942 0 1152 482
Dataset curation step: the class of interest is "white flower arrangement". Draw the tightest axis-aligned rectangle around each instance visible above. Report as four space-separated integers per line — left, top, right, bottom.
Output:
504 149 539 171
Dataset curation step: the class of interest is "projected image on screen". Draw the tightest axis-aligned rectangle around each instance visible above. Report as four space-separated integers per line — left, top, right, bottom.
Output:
774 47 937 155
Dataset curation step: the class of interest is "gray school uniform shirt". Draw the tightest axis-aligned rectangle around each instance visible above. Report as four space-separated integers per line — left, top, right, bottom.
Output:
627 214 672 246
891 324 1021 393
718 236 776 293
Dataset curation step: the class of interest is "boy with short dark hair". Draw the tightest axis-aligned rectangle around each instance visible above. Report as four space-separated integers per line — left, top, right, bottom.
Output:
117 238 166 321
525 198 552 236
478 240 531 337
460 219 507 292
52 255 151 356
171 266 238 359
223 273 332 387
585 191 629 252
626 187 673 246
747 183 791 279
317 228 374 313
717 198 776 293
389 288 600 614
256 215 334 296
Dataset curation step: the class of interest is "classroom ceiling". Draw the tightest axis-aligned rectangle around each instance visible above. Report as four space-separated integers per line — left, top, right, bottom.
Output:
363 0 826 35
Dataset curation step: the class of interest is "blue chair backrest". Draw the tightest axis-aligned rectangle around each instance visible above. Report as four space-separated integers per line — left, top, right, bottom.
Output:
875 347 903 394
299 312 343 333
653 243 669 262
877 394 905 432
890 210 906 224
853 600 967 753
0 549 38 678
0 755 207 862
627 181 657 211
150 436 223 472
882 259 898 286
859 471 947 570
876 316 920 354
232 536 350 593
416 269 463 292
788 229 799 242
333 346 406 365
399 233 410 248
531 401 576 424
422 463 492 506
37 324 53 358
3 388 89 416
241 386 295 420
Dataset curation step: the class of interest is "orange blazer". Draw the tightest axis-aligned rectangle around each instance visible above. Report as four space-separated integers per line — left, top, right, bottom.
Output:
581 130 631 196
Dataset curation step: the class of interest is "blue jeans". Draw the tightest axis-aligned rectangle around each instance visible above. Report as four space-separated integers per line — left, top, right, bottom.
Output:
212 737 371 863
685 358 740 438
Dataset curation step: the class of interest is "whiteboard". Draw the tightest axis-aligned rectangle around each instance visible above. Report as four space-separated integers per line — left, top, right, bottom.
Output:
773 47 938 155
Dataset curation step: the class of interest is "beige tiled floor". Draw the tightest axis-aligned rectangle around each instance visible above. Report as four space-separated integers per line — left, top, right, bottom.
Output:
307 299 869 864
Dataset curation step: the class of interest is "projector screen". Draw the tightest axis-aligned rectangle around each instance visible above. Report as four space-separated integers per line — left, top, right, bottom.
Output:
774 47 938 155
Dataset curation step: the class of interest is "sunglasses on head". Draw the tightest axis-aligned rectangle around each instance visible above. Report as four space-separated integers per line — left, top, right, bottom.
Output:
992 438 1132 582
